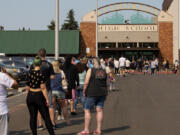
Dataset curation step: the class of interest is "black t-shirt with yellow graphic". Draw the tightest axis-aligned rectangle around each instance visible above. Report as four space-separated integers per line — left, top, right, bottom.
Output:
26 70 45 89
30 60 55 90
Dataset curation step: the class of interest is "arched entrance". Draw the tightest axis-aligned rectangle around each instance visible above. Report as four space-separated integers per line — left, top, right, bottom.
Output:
80 2 173 63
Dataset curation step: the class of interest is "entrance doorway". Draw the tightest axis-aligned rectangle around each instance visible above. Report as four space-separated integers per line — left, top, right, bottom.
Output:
99 50 159 60
98 42 159 60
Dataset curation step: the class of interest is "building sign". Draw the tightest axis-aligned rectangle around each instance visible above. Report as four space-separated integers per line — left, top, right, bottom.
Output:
98 25 158 32
86 48 90 53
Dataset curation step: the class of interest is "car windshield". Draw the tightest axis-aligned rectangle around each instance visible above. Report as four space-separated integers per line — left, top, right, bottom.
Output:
0 63 5 67
2 60 27 68
0 57 10 62
26 57 34 65
46 57 55 63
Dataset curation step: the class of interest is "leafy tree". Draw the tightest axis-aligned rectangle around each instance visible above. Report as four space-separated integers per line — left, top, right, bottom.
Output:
61 9 79 30
47 20 55 30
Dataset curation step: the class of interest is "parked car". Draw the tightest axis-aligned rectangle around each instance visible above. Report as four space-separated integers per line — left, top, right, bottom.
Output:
0 60 28 86
46 57 55 63
25 57 34 65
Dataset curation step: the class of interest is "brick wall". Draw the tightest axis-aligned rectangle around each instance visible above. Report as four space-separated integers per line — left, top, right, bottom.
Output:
159 22 173 64
80 22 96 57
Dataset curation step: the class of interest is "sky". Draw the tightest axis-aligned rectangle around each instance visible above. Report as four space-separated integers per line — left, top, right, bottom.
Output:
0 0 164 30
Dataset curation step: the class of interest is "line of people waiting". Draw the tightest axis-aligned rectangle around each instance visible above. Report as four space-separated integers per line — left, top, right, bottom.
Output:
100 57 179 76
24 48 112 135
24 53 180 135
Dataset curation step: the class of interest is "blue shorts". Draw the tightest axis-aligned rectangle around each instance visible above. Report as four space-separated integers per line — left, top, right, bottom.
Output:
84 96 106 110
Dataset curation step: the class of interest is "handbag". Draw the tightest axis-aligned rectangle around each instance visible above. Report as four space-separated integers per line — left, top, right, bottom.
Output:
62 78 68 91
61 71 68 91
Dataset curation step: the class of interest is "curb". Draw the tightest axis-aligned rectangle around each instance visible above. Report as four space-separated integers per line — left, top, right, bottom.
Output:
7 87 26 98
7 91 14 97
18 87 26 93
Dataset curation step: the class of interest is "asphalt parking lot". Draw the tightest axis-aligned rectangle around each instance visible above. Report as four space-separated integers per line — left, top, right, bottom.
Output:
8 74 180 135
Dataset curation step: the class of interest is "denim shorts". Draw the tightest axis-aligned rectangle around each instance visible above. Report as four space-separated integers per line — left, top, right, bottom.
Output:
84 96 106 110
52 90 65 100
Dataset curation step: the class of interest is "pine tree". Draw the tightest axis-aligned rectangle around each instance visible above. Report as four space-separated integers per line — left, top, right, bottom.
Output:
61 9 79 30
47 20 55 30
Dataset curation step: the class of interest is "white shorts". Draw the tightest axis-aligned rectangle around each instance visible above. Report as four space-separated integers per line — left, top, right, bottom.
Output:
0 113 9 135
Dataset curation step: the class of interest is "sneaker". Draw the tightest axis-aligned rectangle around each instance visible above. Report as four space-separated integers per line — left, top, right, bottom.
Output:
61 115 64 120
55 110 58 113
37 125 44 131
57 115 61 121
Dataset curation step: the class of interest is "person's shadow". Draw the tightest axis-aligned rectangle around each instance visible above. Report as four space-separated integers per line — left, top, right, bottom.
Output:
56 119 84 129
60 125 130 135
102 125 130 134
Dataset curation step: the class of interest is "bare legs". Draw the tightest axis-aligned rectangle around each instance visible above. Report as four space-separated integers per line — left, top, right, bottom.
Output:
52 98 70 125
84 110 91 133
96 108 103 133
59 99 71 124
70 100 74 113
49 108 55 125
83 108 103 133
37 107 55 126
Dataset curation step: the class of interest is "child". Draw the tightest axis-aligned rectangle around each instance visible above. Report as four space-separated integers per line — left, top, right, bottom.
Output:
109 71 116 91
144 60 149 75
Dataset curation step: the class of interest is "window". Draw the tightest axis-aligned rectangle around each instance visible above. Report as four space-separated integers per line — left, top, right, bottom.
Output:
118 43 137 48
139 42 158 48
98 43 116 48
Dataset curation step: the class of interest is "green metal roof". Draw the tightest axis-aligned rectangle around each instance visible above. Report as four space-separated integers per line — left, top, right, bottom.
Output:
0 30 79 55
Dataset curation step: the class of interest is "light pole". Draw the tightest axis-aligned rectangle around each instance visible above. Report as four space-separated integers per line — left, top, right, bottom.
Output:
55 0 59 60
96 0 98 57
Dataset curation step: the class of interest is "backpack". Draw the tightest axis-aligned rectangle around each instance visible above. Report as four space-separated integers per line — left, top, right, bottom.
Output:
61 71 68 91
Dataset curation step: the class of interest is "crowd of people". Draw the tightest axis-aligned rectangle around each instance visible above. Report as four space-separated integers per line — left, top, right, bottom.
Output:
108 56 179 76
0 48 113 135
0 48 180 135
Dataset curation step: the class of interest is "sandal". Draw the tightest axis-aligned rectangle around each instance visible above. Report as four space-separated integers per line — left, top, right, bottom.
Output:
77 131 90 135
93 130 101 135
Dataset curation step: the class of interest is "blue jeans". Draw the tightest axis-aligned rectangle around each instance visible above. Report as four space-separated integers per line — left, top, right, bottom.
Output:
73 85 85 110
84 96 106 110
